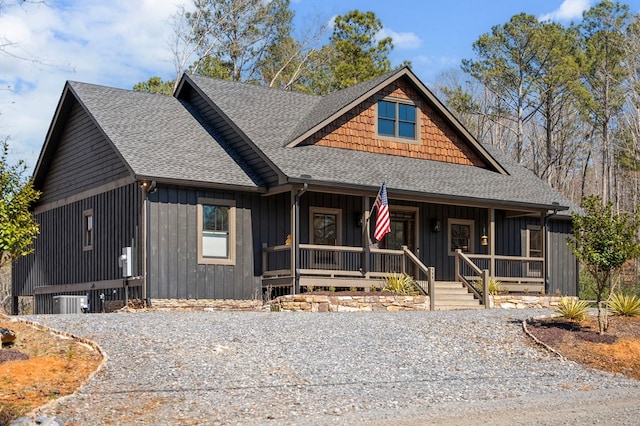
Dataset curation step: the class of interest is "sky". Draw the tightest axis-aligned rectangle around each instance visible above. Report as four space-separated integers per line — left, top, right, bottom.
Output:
2 0 640 171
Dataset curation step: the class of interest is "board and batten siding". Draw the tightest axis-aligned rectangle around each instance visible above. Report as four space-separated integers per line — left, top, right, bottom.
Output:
547 219 578 296
12 183 142 310
39 102 130 204
146 187 290 300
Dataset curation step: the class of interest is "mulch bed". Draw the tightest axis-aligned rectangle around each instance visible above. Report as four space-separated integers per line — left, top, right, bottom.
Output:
526 315 640 380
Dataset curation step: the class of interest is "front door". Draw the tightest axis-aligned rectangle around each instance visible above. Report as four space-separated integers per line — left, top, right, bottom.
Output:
380 210 415 251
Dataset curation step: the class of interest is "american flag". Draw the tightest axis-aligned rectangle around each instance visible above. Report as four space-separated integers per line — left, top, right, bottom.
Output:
373 182 391 241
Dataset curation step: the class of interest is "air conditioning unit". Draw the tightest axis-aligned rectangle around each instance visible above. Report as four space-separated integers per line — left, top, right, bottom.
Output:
53 295 88 314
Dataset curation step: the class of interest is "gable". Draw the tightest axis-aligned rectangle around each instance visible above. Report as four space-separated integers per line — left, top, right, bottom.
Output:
304 78 487 168
39 101 131 204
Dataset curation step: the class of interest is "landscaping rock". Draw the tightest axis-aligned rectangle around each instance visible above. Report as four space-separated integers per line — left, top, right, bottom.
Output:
10 416 64 426
1 327 16 344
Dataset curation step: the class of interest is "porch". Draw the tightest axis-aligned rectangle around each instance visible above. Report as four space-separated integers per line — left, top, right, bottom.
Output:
262 243 545 308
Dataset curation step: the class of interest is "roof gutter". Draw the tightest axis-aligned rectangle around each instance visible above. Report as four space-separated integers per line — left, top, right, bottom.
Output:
285 176 570 213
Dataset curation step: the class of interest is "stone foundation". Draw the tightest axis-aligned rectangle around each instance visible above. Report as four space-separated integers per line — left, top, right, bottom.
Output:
147 299 263 312
490 295 573 309
269 294 430 312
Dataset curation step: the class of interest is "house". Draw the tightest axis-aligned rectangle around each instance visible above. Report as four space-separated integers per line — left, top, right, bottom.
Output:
12 67 578 314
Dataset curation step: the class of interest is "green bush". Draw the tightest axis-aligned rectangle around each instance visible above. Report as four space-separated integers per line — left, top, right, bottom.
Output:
608 293 640 317
556 297 591 322
472 278 504 295
382 273 419 295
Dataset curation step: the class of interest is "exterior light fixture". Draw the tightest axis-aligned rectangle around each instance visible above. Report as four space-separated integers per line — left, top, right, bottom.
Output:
481 225 488 246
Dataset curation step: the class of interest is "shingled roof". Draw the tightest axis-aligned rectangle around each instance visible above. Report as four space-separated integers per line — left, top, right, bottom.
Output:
35 81 261 190
36 69 572 211
185 69 571 211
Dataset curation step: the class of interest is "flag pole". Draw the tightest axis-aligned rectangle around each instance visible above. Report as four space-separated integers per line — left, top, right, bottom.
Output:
366 181 385 227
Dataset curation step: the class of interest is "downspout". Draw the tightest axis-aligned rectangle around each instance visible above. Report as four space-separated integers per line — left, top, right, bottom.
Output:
293 183 308 294
139 180 156 307
543 203 559 294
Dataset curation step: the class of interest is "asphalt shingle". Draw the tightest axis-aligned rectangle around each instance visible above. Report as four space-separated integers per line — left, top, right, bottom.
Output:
68 82 259 188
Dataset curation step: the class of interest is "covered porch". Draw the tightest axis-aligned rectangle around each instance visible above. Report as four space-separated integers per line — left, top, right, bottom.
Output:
259 184 560 306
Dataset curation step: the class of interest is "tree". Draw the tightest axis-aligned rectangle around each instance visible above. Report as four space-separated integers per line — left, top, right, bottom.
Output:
462 13 543 165
529 22 585 189
0 140 40 268
579 1 631 205
176 0 292 84
568 195 640 333
132 77 174 95
328 10 393 91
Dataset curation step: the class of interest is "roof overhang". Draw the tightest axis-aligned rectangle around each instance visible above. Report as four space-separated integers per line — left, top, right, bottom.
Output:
285 67 508 175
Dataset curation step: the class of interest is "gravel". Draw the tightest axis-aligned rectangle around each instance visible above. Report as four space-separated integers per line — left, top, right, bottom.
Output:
20 309 640 425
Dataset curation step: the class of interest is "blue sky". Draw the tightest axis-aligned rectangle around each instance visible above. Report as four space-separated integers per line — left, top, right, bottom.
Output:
1 0 639 170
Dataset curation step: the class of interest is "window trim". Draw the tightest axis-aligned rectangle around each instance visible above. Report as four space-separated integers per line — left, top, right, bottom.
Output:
375 96 420 143
83 209 94 251
448 219 474 255
197 197 236 265
524 225 543 278
309 207 342 268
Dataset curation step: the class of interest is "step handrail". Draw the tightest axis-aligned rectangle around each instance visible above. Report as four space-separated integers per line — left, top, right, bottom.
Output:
401 246 434 302
454 249 489 307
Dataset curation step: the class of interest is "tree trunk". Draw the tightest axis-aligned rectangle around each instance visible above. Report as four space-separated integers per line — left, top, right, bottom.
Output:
597 300 609 334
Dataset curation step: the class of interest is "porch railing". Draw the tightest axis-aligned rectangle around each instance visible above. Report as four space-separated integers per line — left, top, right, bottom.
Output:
263 244 544 299
262 244 431 295
461 253 545 293
454 249 488 305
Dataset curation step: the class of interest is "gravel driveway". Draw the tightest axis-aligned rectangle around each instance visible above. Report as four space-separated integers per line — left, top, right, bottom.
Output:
22 309 640 425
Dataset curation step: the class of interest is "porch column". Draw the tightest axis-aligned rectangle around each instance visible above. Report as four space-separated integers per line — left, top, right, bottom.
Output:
362 195 370 276
489 207 495 277
541 210 547 293
292 184 308 294
291 189 298 294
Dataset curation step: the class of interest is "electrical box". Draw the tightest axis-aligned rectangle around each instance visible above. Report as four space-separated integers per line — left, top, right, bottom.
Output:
119 246 133 278
53 295 88 314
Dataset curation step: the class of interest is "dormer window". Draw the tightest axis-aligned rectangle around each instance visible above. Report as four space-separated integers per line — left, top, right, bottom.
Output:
377 98 418 141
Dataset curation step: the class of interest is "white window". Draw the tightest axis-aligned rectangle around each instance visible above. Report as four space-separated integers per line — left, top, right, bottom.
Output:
198 198 235 265
83 209 93 251
448 219 474 255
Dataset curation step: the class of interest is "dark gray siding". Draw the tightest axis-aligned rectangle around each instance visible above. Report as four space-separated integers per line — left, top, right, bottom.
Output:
12 183 142 311
548 219 578 296
147 186 289 300
419 203 487 281
39 102 130 203
180 85 279 186
299 192 363 247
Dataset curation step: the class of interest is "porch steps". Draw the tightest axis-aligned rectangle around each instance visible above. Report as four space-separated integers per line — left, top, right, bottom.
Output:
432 281 483 310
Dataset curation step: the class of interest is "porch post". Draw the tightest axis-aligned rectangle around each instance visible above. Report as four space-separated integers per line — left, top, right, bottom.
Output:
363 195 370 276
489 207 495 277
541 210 547 294
292 184 308 294
291 189 298 294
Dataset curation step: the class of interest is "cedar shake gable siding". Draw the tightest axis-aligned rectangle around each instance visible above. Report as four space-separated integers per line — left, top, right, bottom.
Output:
306 78 486 167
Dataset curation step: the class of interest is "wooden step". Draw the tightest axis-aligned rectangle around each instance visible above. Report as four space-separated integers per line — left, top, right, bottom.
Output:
432 280 483 310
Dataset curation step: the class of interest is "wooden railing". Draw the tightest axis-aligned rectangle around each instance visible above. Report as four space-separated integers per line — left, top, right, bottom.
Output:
463 254 545 293
454 249 488 305
262 244 544 300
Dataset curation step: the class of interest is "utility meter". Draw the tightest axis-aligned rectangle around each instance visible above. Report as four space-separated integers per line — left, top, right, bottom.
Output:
119 247 133 278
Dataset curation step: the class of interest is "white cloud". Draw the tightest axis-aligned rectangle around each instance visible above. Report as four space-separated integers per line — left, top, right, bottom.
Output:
539 0 592 22
377 28 422 50
0 0 187 169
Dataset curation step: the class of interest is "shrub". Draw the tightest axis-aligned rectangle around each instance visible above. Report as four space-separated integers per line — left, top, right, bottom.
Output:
556 297 591 322
472 278 504 295
608 293 640 317
382 273 419 295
